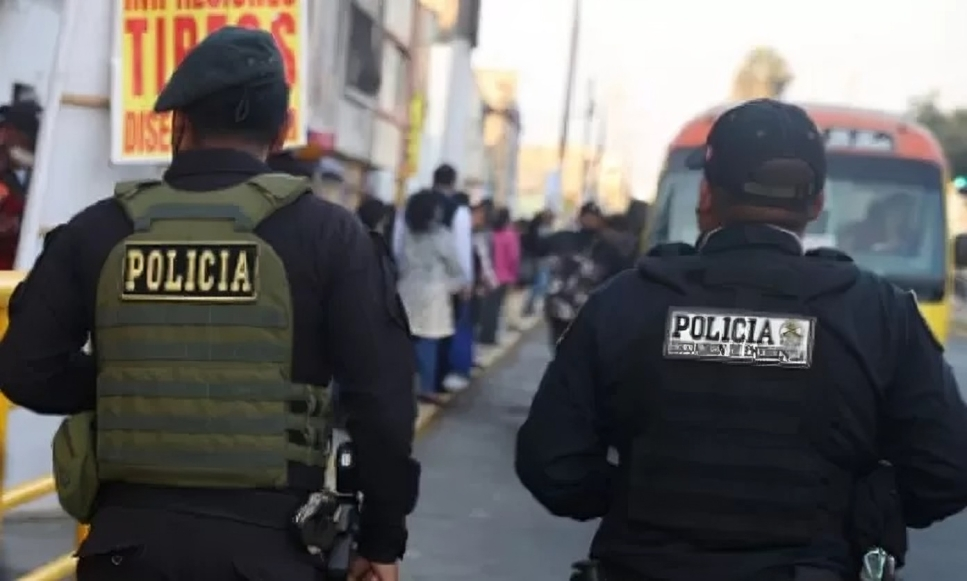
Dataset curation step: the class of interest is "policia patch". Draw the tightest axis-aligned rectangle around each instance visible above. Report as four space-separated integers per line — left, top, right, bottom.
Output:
663 308 815 368
122 242 258 302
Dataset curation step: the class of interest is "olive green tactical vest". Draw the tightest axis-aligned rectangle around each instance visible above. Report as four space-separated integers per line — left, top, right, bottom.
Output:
93 174 331 489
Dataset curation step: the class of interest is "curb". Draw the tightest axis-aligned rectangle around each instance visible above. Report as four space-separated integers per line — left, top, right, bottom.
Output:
413 308 541 437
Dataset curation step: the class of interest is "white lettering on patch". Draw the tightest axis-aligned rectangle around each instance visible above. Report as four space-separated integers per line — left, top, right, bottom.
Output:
663 308 815 368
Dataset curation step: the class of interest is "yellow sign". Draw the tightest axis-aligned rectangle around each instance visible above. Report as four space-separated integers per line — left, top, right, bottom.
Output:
403 95 426 178
121 242 259 302
112 0 308 164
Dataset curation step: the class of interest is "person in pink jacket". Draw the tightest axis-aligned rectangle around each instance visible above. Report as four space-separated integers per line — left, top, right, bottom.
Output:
479 207 520 345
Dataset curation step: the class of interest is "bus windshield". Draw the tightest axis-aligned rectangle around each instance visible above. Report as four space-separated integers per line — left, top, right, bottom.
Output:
648 151 947 291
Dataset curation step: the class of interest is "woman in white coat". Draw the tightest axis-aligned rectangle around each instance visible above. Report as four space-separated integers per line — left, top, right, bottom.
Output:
396 191 467 405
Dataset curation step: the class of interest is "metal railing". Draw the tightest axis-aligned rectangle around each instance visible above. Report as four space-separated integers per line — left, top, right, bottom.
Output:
0 271 80 580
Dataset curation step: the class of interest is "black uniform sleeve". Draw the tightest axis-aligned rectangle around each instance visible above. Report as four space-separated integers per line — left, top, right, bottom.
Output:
0 223 96 414
515 294 615 520
881 294 967 528
319 216 419 563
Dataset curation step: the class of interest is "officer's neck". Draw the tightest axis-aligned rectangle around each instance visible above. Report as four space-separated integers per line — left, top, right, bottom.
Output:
180 142 269 162
720 219 803 238
700 222 804 254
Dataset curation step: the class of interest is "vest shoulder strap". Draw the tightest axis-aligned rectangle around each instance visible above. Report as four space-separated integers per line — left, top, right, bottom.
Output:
114 174 310 232
113 180 162 200
246 173 313 206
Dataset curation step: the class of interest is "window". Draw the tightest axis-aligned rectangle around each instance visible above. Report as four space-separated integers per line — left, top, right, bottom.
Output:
345 1 383 101
378 41 408 120
647 151 947 292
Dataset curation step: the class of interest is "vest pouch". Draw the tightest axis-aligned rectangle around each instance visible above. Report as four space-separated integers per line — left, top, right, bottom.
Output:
52 412 99 523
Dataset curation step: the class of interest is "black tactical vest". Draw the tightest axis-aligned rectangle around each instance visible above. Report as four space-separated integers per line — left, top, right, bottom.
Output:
614 246 865 549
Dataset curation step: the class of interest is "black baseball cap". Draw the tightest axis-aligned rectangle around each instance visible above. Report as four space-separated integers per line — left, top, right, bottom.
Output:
0 102 40 142
686 99 826 210
154 26 287 113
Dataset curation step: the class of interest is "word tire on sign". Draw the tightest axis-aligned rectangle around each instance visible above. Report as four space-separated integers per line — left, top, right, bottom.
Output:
114 0 307 164
663 308 815 368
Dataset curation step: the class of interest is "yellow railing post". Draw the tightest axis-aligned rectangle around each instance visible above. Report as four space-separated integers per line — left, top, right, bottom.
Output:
0 395 8 537
0 271 80 579
0 272 18 536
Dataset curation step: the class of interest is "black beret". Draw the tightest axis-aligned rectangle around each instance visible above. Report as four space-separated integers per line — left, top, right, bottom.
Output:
154 26 286 113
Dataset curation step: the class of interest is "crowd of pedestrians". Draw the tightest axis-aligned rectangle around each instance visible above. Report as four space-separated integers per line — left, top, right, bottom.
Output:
263 152 646 405
358 163 645 406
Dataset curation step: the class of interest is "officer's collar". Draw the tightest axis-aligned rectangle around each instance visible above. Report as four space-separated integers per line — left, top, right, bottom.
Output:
165 148 271 182
698 223 803 256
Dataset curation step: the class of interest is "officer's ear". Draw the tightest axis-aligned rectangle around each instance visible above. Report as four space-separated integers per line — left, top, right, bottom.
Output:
171 111 189 151
807 190 825 221
697 179 714 213
270 111 292 153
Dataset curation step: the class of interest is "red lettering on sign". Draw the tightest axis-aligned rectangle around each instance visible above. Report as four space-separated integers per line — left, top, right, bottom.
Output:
125 18 148 97
237 13 260 29
124 111 172 156
271 13 297 86
206 13 228 34
122 9 302 158
155 17 167 96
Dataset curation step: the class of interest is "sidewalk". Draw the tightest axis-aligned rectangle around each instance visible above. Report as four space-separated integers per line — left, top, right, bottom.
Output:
415 291 541 433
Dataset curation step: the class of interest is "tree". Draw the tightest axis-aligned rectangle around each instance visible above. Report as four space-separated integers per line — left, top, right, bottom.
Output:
730 47 793 101
908 93 967 178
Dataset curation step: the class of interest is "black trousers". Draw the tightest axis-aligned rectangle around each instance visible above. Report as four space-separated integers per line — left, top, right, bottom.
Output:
477 284 508 344
76 507 325 581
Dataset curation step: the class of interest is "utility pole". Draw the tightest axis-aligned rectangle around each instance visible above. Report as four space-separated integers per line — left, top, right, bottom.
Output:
557 0 580 164
591 100 607 206
579 78 594 205
547 0 580 213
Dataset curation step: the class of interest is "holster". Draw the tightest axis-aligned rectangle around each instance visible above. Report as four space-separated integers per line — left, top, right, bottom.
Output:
849 462 906 579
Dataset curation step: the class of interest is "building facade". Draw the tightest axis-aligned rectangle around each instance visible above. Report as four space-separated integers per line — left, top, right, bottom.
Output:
475 69 522 211
302 0 419 205
464 79 492 201
397 1 437 202
304 0 489 205
412 0 484 193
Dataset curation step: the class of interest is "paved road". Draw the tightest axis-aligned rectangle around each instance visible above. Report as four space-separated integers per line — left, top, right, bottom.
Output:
405 327 595 580
406 330 967 580
5 330 967 579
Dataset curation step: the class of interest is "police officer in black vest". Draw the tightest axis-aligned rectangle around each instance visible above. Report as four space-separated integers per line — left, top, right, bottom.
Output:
0 28 417 581
515 99 967 581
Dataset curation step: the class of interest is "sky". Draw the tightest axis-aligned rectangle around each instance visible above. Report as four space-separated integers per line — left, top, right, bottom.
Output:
471 0 967 198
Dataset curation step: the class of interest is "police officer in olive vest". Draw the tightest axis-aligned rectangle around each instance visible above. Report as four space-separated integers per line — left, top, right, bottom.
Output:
515 99 967 580
0 27 417 581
